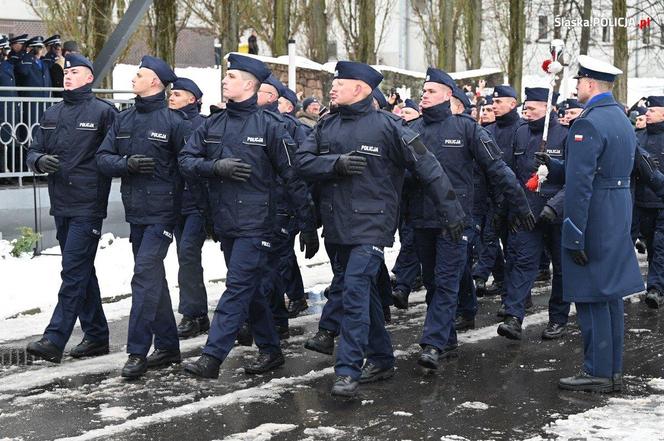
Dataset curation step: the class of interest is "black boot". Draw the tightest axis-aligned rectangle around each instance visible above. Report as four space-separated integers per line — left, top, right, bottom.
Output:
26 338 62 363
183 354 222 379
69 339 109 359
236 322 253 346
331 375 359 397
645 288 664 309
474 278 487 297
412 275 424 291
276 325 290 340
454 315 475 332
497 315 522 340
304 329 335 355
287 298 309 318
244 351 285 374
360 362 395 384
485 280 504 297
541 322 567 340
146 349 181 368
417 345 440 370
558 372 613 393
177 315 210 339
392 289 409 310
496 304 506 319
121 354 148 379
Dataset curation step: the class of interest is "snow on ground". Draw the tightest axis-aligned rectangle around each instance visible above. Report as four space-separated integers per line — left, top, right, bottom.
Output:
0 230 399 343
301 426 347 440
456 402 490 411
526 393 664 441
217 423 298 441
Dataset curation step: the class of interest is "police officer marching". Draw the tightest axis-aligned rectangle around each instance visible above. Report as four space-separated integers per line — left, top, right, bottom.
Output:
296 61 465 397
167 77 212 339
25 53 117 363
97 56 192 379
180 54 318 380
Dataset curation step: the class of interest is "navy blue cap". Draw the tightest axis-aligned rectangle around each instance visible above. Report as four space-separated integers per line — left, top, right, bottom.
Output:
451 86 471 108
44 35 61 47
492 85 517 99
139 55 177 85
334 61 383 89
482 95 494 106
64 53 94 74
302 97 319 112
26 36 44 47
646 96 664 108
9 34 28 44
635 106 647 116
227 53 271 83
524 87 558 104
574 55 622 83
262 73 285 96
281 88 298 107
372 88 388 109
562 98 584 110
172 77 203 100
0 37 9 49
424 67 456 90
404 98 418 111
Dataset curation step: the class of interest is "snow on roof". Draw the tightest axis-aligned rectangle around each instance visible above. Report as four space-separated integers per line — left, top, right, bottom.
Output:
373 65 503 80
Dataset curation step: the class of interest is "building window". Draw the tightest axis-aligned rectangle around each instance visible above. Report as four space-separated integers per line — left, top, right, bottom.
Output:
538 16 548 41
602 26 611 43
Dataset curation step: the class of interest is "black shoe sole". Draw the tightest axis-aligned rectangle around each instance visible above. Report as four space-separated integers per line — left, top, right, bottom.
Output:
183 364 219 379
542 331 566 340
392 295 409 310
417 356 438 370
244 357 285 375
147 357 182 369
359 368 394 384
121 368 147 379
26 347 62 364
178 328 208 339
558 382 613 393
70 346 109 359
497 325 522 340
331 387 358 398
304 341 334 355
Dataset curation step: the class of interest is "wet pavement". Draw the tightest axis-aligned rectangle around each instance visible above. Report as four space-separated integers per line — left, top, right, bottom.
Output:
1 269 664 440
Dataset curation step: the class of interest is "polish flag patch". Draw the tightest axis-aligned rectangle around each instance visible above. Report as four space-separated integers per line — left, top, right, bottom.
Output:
574 134 584 142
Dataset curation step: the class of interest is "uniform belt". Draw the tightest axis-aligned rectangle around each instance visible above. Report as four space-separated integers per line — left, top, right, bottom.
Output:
593 176 630 189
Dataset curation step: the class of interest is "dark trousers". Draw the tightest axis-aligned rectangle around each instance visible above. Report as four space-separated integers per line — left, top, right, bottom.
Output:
127 224 178 356
203 237 280 362
318 241 345 334
635 207 664 292
458 219 481 320
175 212 208 318
575 299 624 378
329 243 394 380
392 218 421 295
43 216 108 351
472 210 506 284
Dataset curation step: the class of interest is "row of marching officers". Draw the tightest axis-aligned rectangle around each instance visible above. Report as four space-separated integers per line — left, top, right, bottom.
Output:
24 51 664 399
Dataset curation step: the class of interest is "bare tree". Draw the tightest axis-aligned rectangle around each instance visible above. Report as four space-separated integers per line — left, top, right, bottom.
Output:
411 0 461 70
303 0 328 63
333 0 395 64
461 0 482 70
182 0 243 58
241 0 305 56
579 0 592 55
613 0 628 102
508 0 526 101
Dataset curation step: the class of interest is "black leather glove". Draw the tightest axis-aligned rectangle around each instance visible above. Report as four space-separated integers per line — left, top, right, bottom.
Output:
539 205 556 223
534 152 551 167
334 153 367 176
127 154 156 174
213 158 252 182
510 211 536 233
443 221 464 242
37 154 60 174
299 230 319 259
570 249 588 266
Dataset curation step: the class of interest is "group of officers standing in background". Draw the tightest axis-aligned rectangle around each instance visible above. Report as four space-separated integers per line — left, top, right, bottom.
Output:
18 45 664 398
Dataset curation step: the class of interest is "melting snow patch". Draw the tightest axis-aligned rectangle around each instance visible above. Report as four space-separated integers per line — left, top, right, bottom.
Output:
393 411 413 416
97 404 134 421
302 427 346 439
526 394 664 441
457 401 489 410
647 378 664 392
533 368 555 372
163 393 196 403
219 423 297 441
440 436 470 441
361 400 374 406
628 328 652 333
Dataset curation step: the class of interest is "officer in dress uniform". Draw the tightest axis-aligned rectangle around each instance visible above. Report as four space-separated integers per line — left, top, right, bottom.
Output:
405 68 534 371
42 35 61 69
24 54 117 363
167 77 211 339
97 56 192 378
0 37 17 173
634 96 664 309
497 87 569 341
296 61 465 397
8 34 28 68
554 55 644 392
180 54 318 379
16 36 52 130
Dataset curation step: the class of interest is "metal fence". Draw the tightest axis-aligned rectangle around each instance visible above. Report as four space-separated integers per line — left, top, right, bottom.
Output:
0 87 134 186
